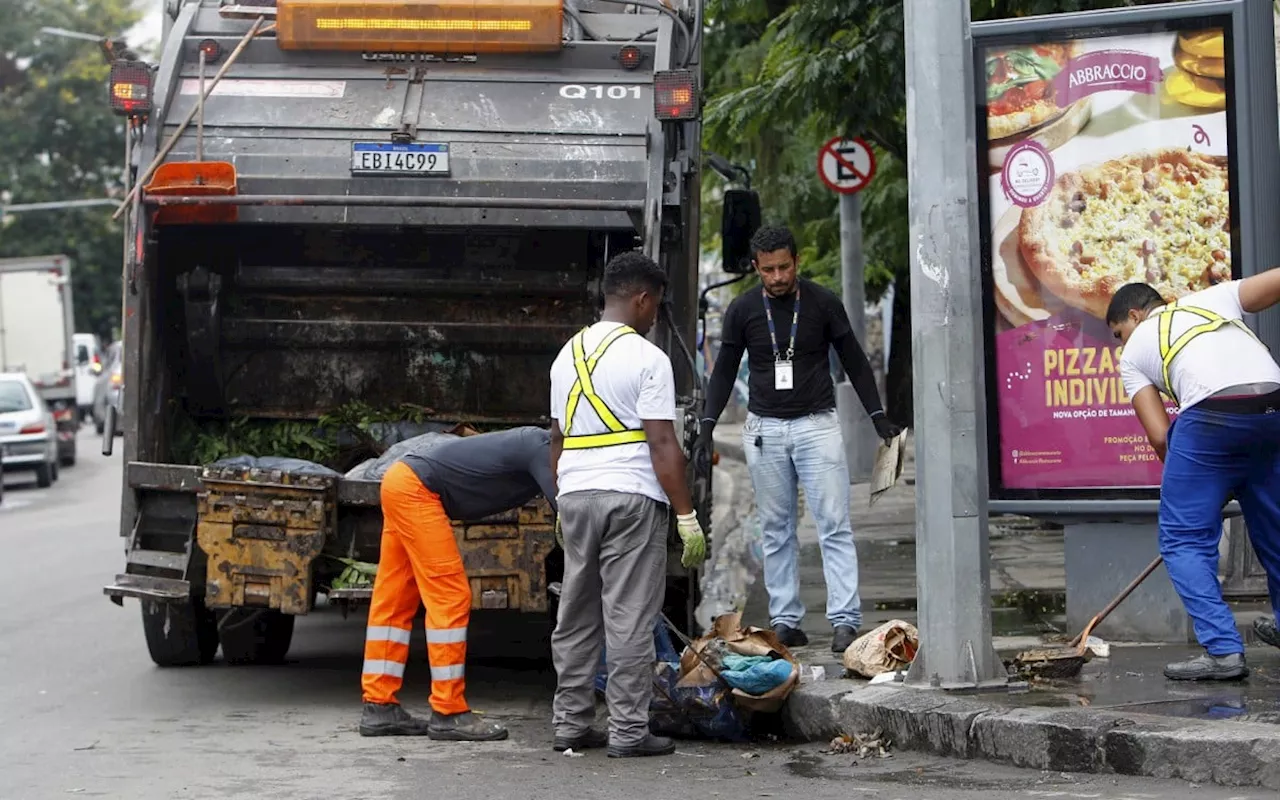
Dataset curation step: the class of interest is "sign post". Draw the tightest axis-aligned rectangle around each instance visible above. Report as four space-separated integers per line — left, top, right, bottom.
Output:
904 0 1009 689
819 137 879 483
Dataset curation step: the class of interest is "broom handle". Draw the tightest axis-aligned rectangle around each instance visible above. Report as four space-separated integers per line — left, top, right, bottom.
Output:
1068 554 1164 648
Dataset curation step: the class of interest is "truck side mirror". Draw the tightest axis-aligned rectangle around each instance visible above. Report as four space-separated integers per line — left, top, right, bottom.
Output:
721 189 761 275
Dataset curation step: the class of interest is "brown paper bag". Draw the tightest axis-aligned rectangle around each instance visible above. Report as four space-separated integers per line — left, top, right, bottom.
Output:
676 612 800 713
841 619 919 678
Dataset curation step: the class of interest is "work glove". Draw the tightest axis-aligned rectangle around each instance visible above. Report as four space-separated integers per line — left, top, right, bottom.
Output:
872 413 903 443
555 516 564 549
675 512 707 569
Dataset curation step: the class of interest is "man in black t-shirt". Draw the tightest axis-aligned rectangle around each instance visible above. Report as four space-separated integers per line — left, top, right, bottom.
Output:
698 225 901 654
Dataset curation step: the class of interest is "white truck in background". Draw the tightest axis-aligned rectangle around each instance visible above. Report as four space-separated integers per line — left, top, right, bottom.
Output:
0 255 79 466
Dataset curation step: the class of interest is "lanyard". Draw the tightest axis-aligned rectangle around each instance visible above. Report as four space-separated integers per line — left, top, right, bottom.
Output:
762 286 799 362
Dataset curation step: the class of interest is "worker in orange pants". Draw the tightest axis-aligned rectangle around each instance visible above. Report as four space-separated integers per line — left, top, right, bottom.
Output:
359 427 558 740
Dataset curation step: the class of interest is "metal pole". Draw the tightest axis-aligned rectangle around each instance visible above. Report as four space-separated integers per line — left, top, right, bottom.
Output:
902 0 1007 689
836 192 877 483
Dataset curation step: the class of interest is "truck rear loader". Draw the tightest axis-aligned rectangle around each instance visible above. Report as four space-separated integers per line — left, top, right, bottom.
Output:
101 0 761 667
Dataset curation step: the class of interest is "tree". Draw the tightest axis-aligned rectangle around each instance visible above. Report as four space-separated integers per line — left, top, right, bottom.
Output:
0 0 143 341
701 0 1187 424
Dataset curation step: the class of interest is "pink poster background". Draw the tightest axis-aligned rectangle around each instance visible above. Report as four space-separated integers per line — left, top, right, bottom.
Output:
995 309 1175 490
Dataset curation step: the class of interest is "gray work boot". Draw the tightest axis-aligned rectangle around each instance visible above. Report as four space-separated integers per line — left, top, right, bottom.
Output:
359 702 432 736
1254 616 1280 649
427 711 509 742
607 733 676 758
553 728 608 752
1163 652 1248 681
831 625 859 654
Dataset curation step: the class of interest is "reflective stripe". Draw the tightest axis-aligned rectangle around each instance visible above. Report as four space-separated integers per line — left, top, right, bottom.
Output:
425 626 467 644
562 325 648 449
365 625 412 645
362 658 406 678
1155 300 1264 404
431 664 465 681
561 429 649 450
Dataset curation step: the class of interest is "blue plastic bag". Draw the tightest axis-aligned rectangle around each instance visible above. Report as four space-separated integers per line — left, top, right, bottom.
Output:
719 657 793 695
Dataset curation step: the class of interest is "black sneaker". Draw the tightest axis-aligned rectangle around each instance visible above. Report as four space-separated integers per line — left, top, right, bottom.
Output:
359 702 432 737
1163 652 1248 681
1254 616 1280 649
607 734 676 758
832 625 859 654
553 728 608 752
771 623 809 648
427 710 509 742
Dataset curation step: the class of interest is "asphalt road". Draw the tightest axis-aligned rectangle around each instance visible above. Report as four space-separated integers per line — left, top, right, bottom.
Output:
1 435 1275 800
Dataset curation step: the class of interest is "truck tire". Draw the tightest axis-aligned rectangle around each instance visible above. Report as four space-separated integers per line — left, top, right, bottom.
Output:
141 598 220 667
218 609 295 665
35 462 53 488
60 443 76 468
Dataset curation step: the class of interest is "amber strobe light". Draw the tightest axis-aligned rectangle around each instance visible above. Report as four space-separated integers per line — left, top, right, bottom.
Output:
108 60 153 117
654 70 698 121
277 0 563 53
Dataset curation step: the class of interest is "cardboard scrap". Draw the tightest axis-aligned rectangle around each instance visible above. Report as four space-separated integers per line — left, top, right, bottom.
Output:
870 430 908 506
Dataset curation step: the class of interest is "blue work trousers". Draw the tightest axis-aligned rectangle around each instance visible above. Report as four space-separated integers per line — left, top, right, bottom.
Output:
742 409 861 630
1160 406 1280 655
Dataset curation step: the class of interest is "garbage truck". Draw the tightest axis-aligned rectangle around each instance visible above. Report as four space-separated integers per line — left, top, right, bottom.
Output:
101 0 761 667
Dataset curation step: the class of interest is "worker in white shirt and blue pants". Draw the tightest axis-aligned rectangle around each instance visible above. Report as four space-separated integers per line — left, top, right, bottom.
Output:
1109 272 1280 681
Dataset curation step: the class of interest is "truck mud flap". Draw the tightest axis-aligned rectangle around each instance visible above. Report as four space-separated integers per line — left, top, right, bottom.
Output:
196 466 337 615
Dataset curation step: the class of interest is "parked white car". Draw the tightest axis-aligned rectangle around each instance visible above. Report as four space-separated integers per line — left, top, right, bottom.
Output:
0 372 59 488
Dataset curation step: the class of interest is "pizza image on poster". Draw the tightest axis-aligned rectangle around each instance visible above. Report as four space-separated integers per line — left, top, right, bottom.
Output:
981 26 1233 491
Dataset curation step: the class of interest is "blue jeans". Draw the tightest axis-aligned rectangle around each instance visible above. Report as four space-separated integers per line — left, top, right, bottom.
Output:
1160 406 1280 655
741 410 861 630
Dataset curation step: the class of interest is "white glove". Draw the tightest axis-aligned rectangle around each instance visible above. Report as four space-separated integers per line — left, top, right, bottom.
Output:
675 512 706 568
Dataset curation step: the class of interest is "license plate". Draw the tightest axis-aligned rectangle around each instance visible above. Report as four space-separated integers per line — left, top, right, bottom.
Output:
351 142 449 175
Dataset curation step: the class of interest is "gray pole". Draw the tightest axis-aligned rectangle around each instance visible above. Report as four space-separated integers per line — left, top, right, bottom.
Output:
903 0 1007 689
836 192 877 483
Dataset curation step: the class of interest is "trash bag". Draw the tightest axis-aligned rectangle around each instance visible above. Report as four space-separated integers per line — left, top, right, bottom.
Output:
210 455 341 476
719 655 793 695
842 619 920 678
591 614 748 742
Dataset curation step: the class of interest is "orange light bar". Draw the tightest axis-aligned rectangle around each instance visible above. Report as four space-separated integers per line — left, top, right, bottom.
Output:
277 0 563 54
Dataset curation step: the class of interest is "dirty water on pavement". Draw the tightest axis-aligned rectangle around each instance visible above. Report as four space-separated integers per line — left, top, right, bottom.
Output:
976 643 1280 725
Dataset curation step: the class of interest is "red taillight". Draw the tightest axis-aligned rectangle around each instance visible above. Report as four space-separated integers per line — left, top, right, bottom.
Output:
618 45 643 70
53 408 73 422
654 70 698 121
93 354 101 367
109 59 153 118
20 423 46 435
199 39 222 63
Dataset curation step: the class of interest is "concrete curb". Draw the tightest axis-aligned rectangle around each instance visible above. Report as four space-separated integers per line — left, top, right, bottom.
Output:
781 682 1280 790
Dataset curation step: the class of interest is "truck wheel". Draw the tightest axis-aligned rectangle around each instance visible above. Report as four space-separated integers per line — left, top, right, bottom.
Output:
218 610 295 665
35 462 53 488
141 599 220 667
60 444 76 468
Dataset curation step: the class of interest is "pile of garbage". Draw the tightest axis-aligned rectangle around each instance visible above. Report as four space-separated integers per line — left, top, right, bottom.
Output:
594 611 799 742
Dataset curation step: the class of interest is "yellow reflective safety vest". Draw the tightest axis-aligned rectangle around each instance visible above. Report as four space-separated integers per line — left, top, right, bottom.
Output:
1154 298 1264 405
562 324 649 450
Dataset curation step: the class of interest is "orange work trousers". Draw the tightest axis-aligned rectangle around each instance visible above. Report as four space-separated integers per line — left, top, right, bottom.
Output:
361 461 471 715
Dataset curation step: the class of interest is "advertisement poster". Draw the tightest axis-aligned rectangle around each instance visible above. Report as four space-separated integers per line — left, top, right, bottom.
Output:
980 24 1237 492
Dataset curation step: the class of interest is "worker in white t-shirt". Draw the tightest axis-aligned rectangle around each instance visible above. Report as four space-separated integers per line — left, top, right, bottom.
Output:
1109 274 1280 682
546 250 705 759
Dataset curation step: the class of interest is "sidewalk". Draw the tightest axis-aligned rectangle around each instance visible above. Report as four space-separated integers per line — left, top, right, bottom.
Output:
711 423 1280 790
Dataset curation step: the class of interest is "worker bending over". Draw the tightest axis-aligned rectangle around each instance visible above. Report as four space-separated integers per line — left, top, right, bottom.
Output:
549 251 706 758
1109 271 1280 681
359 427 557 739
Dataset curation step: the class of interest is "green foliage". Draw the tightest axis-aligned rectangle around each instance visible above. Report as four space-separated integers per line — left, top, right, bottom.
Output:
0 0 142 340
168 401 437 467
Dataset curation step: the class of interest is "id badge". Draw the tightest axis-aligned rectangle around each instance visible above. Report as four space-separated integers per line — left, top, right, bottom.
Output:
774 360 794 391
